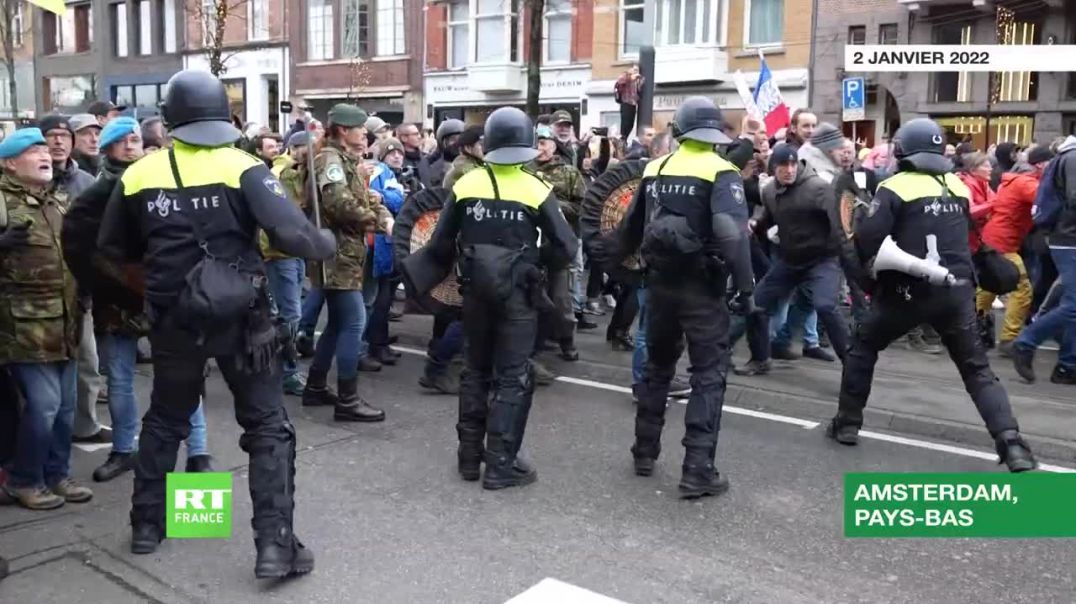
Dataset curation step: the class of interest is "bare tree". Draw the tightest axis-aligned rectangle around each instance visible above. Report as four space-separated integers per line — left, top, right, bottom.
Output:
346 57 372 102
185 0 246 76
0 0 31 119
525 0 544 118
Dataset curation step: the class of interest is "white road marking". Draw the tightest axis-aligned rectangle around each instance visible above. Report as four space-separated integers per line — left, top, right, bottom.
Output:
73 443 112 453
393 345 1076 472
859 430 1076 473
506 578 629 604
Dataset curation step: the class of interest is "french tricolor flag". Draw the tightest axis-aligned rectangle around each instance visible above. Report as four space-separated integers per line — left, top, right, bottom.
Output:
752 55 790 135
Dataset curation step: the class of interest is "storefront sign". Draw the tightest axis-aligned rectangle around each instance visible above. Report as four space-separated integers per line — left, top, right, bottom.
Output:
653 94 731 111
425 65 591 105
185 48 284 75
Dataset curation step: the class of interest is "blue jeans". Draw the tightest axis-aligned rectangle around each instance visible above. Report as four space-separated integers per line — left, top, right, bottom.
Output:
6 360 77 488
755 257 848 362
310 289 366 381
430 320 464 369
104 334 141 454
773 288 819 349
633 286 648 384
187 400 208 456
266 258 306 380
1017 247 1076 368
300 287 325 338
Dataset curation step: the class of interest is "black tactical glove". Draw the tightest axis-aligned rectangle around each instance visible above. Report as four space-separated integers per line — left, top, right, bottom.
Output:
727 289 757 316
0 221 31 251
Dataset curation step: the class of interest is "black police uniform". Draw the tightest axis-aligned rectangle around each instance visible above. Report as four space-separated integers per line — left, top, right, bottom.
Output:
421 107 577 490
97 70 337 574
613 97 755 498
828 118 1036 472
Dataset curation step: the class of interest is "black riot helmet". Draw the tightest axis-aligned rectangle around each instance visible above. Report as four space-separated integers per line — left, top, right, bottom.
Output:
160 70 241 147
436 119 465 144
671 96 732 145
482 107 538 165
893 118 951 174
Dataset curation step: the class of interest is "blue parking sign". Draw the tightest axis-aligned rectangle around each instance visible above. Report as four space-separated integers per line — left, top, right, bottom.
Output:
843 77 865 122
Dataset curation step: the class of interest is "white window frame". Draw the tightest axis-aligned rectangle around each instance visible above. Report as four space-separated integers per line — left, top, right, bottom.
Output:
446 0 469 69
618 0 645 60
163 0 177 53
654 0 722 47
743 0 784 48
138 0 152 54
115 2 129 57
307 0 335 61
543 0 572 64
248 0 269 41
375 0 405 57
472 0 521 65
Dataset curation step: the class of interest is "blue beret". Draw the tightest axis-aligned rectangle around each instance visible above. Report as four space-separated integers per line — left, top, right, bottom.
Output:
0 127 46 160
286 131 310 148
100 117 140 150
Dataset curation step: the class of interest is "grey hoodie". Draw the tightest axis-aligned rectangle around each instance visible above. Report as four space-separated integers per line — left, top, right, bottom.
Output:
797 142 842 185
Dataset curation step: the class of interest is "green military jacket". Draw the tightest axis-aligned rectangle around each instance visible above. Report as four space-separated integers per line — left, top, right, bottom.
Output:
530 155 586 231
260 153 308 261
442 153 484 190
0 174 80 364
311 143 391 290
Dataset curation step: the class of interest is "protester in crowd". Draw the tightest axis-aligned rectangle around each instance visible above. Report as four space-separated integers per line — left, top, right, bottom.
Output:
442 125 485 189
253 134 281 168
614 64 644 140
38 114 106 444
975 145 1055 356
425 119 464 189
87 100 125 127
991 142 1019 191
785 110 818 149
364 138 407 366
395 122 431 189
959 152 997 238
0 128 93 510
1012 134 1076 386
550 110 581 167
140 117 169 151
625 126 655 160
70 114 102 175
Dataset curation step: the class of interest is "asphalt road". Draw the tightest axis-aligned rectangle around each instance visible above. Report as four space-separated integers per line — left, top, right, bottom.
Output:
1 342 1074 604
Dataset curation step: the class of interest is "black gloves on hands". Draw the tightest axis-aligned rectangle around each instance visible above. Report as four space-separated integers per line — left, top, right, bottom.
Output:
0 221 31 251
728 289 756 316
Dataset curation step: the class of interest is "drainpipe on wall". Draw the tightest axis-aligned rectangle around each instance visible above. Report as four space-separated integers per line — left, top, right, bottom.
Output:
807 0 819 110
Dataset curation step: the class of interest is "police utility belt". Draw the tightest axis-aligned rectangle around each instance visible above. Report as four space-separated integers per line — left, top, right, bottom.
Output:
165 149 285 372
639 156 727 289
456 166 553 311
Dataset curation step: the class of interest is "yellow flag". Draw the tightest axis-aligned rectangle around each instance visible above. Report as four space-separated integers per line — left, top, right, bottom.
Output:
27 0 67 15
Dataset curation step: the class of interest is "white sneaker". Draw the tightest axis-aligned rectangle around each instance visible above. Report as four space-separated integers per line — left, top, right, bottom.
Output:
603 294 617 309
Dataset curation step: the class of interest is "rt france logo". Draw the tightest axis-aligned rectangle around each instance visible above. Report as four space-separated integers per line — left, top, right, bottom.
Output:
166 472 233 539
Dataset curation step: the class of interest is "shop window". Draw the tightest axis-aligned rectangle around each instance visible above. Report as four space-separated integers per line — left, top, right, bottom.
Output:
931 22 973 103
223 78 246 124
934 115 1034 149
46 75 95 111
994 11 1039 103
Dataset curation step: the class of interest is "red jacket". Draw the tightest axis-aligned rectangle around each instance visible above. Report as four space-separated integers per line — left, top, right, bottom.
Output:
959 172 996 251
981 171 1040 254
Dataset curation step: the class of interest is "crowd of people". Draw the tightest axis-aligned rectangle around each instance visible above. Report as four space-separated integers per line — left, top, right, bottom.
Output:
0 67 1071 579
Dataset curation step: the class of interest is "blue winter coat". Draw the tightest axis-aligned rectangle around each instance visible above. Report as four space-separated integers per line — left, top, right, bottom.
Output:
368 162 406 278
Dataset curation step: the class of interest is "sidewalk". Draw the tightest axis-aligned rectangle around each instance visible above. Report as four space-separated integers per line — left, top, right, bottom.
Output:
391 311 1076 463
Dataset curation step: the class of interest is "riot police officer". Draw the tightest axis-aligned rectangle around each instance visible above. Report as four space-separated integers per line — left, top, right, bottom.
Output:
415 107 577 490
97 70 337 575
827 118 1036 472
612 96 754 499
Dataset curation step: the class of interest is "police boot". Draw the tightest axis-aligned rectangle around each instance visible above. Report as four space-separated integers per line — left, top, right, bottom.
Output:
825 416 860 446
457 427 485 482
130 521 164 555
630 383 666 476
333 377 385 422
419 358 460 395
302 369 338 407
255 530 315 579
482 368 537 490
185 454 213 472
994 430 1037 473
678 448 730 500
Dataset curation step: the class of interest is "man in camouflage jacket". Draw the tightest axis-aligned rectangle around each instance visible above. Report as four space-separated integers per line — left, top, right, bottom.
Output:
530 125 587 361
441 125 485 190
301 103 394 423
0 128 93 510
